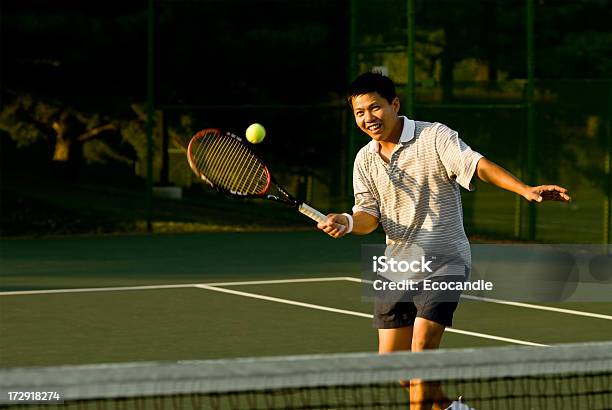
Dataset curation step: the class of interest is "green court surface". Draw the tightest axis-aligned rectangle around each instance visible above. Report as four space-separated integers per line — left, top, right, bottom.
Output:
1 232 611 368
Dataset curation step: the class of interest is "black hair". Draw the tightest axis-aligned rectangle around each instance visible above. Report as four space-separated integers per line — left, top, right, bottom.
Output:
346 71 397 107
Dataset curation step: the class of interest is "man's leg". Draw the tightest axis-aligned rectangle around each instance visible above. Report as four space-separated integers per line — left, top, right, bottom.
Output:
374 296 419 405
378 326 413 393
378 326 413 354
410 317 450 410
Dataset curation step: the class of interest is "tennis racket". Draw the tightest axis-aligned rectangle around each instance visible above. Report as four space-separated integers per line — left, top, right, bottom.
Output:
186 128 326 223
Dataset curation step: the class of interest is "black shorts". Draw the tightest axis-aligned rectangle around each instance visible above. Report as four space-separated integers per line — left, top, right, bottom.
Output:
373 275 462 328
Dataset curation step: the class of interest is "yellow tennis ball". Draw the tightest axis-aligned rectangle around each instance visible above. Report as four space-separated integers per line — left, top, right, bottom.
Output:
246 123 266 144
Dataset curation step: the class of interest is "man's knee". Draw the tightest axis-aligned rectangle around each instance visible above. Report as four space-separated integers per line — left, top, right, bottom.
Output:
411 318 445 352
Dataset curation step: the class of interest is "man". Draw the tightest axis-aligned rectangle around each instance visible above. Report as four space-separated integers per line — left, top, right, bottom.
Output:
317 72 571 410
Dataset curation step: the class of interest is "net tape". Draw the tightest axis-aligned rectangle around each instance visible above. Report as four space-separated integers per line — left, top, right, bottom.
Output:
1 342 611 402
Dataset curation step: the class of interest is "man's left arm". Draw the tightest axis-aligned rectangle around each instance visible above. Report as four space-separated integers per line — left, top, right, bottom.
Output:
476 157 572 203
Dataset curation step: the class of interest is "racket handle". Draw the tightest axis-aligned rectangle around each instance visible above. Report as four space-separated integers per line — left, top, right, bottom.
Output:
298 203 327 223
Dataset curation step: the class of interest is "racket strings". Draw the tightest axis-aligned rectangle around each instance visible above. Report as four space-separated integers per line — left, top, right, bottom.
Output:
210 135 238 188
220 136 263 193
190 131 268 195
195 133 231 185
195 134 237 188
233 150 254 192
240 146 267 194
224 136 268 194
194 133 225 183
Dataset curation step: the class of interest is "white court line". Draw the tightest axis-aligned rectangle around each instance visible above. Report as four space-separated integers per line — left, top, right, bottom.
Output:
196 284 371 318
460 294 612 321
0 277 353 296
196 284 547 347
3 276 609 321
0 284 199 296
345 277 612 321
202 277 354 287
0 277 553 345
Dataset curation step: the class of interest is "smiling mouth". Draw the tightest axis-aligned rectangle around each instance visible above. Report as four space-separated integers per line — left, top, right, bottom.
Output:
367 123 382 132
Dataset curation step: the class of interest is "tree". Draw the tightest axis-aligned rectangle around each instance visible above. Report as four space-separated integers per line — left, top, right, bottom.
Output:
0 93 151 183
0 94 116 161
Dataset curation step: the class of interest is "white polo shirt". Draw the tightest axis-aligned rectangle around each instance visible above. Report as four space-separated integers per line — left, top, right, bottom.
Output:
352 116 483 279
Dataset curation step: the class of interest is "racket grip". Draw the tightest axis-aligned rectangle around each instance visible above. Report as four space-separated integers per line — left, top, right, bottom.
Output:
298 203 327 223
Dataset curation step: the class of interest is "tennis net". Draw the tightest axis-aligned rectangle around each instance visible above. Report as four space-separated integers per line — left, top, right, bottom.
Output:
1 341 610 409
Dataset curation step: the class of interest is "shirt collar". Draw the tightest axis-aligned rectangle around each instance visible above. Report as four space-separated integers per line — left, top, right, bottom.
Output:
367 116 415 153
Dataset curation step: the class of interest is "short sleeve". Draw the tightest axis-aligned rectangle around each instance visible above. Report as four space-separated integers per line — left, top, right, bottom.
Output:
435 124 483 191
351 152 381 219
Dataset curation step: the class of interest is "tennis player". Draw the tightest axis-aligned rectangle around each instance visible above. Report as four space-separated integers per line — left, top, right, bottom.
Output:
317 72 571 410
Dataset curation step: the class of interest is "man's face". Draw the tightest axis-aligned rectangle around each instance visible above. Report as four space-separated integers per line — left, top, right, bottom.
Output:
351 92 400 142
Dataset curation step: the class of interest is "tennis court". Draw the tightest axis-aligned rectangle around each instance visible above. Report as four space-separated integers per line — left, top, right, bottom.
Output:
1 232 612 408
2 0 611 407
1 231 611 369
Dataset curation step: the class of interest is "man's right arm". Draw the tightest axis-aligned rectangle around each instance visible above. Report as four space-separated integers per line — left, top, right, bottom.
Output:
350 211 379 235
317 211 378 239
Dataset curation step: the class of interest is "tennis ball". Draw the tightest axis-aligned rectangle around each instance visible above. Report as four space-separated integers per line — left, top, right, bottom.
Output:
246 123 266 144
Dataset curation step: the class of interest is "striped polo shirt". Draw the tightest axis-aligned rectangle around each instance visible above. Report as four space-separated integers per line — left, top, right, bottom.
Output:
352 116 483 280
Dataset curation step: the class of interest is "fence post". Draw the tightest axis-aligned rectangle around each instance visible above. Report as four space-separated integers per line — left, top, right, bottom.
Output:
146 0 155 232
605 82 612 246
526 0 536 240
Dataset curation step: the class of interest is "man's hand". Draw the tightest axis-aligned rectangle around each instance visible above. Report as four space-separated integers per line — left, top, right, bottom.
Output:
477 158 572 204
522 185 572 203
317 213 350 239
